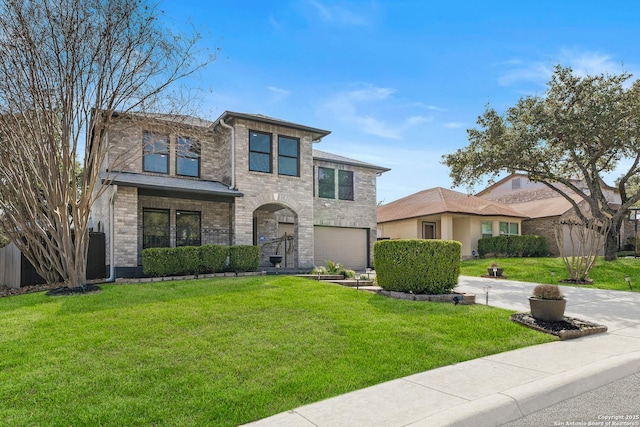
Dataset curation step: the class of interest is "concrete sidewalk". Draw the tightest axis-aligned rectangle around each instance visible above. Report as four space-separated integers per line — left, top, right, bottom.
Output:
243 276 640 427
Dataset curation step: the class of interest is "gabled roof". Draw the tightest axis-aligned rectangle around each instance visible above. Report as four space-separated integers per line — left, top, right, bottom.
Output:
476 172 619 198
507 194 581 219
313 149 390 173
215 111 331 140
377 187 526 223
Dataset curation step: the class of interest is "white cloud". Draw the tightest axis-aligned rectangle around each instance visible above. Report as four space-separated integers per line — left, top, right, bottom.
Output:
497 50 632 88
444 122 465 129
558 50 622 76
407 115 432 126
267 86 291 103
319 84 435 139
497 63 552 87
304 0 372 27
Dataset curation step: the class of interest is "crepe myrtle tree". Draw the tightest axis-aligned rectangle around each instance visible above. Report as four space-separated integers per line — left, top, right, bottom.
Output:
0 0 214 288
442 65 640 261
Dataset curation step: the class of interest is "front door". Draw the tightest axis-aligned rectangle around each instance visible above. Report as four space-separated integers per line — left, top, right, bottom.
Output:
422 222 436 239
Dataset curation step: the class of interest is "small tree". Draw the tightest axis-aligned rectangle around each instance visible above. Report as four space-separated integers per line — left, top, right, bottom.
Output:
554 219 609 283
0 0 214 288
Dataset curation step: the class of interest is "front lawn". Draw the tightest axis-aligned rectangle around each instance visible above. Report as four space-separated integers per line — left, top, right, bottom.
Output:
460 257 640 292
0 276 553 426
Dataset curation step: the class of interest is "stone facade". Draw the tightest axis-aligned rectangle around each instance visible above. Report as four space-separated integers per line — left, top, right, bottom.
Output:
92 111 388 277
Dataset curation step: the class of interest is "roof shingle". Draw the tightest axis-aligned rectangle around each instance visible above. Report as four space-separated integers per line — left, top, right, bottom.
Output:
377 187 526 223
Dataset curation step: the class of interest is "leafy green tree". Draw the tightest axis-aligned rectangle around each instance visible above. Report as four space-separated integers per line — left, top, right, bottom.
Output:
442 66 640 261
0 0 214 287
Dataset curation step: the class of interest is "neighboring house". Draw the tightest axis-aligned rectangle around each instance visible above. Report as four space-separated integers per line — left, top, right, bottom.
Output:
376 187 526 258
91 111 389 279
476 173 635 255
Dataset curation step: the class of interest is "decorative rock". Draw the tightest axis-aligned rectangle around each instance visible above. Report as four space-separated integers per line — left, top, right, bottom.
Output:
378 290 475 304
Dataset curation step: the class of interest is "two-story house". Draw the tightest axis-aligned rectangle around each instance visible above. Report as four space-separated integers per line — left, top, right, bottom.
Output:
91 111 389 279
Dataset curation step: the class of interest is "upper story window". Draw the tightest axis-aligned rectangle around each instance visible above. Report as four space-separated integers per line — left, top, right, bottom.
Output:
318 167 335 199
338 170 354 200
143 131 169 174
318 167 355 201
499 221 519 235
511 178 521 189
249 130 272 173
176 136 200 177
176 210 201 247
278 136 299 177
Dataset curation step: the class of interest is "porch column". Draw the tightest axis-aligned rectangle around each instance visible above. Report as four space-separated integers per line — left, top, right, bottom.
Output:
441 214 453 240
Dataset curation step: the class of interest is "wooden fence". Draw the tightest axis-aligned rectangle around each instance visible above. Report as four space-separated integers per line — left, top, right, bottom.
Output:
0 232 106 288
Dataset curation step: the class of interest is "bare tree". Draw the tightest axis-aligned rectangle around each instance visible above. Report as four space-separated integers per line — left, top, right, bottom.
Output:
0 0 214 288
554 219 609 283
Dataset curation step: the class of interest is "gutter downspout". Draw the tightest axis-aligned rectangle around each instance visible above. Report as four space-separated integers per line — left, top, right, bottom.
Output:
105 185 117 282
219 118 235 190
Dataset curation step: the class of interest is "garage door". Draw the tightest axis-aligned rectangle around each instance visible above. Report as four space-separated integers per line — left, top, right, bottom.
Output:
314 226 368 270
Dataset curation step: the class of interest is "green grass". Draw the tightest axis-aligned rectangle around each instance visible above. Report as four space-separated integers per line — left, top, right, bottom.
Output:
461 256 640 291
0 276 554 426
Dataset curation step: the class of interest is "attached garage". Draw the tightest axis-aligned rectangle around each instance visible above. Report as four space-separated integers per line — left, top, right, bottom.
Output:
314 226 368 270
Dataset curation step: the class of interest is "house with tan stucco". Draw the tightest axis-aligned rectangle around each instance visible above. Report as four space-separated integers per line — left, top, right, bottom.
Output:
91 111 389 279
378 175 636 259
376 187 526 259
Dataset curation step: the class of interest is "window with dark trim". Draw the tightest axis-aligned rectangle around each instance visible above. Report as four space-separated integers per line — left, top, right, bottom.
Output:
143 208 170 248
338 170 354 200
249 130 272 173
143 131 169 174
176 136 200 177
278 135 299 176
318 167 335 199
176 210 201 246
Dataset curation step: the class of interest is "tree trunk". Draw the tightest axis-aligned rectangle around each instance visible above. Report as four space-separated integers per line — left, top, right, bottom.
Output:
71 228 89 288
604 220 620 261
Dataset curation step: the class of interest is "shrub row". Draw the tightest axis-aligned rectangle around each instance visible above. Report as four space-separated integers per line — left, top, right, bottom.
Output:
373 239 461 295
228 245 260 273
477 235 547 258
142 244 259 277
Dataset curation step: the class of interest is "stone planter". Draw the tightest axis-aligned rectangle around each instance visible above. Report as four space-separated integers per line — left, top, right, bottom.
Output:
528 297 567 322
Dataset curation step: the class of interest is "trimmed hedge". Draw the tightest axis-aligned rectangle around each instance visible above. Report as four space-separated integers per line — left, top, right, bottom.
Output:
142 244 252 277
142 247 183 277
373 239 461 294
228 245 260 272
199 244 229 273
478 235 547 258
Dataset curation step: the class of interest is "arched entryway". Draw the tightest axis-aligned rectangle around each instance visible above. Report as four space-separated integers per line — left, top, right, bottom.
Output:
253 203 298 268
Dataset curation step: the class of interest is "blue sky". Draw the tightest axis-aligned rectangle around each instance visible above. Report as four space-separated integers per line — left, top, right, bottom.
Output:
160 0 640 203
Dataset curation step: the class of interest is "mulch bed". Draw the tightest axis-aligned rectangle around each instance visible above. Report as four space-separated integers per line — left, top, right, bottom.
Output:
1 282 102 298
45 284 102 296
511 313 607 340
559 278 594 285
